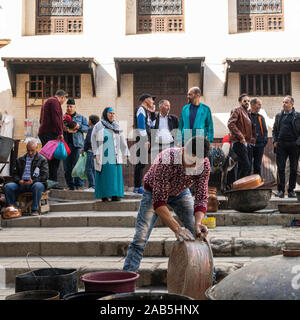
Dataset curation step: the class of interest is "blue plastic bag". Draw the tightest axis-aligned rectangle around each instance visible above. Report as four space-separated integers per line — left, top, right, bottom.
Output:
54 141 68 160
72 153 87 179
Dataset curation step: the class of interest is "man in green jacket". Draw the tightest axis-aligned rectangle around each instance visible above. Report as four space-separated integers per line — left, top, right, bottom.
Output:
177 87 214 145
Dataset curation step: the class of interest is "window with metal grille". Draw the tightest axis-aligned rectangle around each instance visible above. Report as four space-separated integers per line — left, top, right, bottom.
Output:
237 0 284 32
36 0 83 35
137 0 184 34
240 73 291 96
29 75 81 99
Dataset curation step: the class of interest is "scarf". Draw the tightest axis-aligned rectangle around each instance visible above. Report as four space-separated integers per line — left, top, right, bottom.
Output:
101 119 122 134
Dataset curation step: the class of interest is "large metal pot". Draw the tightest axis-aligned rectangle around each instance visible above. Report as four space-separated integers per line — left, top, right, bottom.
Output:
225 188 272 212
206 249 300 300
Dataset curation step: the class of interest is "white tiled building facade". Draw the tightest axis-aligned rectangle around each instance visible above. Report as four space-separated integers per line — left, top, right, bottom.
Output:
0 0 300 144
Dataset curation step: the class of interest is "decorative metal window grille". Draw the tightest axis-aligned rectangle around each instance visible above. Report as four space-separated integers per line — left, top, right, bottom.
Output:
29 75 81 99
237 0 282 14
36 0 83 34
137 0 184 33
237 0 284 32
240 73 290 96
38 0 83 16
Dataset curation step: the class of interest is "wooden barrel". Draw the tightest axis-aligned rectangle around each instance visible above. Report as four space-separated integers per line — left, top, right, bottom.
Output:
233 174 264 190
167 238 214 300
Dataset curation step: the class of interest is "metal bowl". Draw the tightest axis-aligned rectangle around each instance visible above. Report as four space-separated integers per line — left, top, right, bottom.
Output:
224 188 272 213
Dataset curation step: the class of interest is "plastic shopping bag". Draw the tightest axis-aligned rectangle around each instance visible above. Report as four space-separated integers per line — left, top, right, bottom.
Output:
61 140 71 156
71 152 87 179
39 140 59 160
54 141 68 160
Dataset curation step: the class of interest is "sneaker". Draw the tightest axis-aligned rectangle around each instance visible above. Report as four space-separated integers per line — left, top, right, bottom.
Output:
83 187 95 192
31 210 39 216
133 187 144 194
276 191 285 198
288 191 296 198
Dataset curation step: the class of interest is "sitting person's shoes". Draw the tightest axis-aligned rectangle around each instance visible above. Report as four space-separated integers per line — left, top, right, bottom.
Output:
288 191 297 198
276 191 285 198
133 187 144 194
111 196 121 201
31 210 39 216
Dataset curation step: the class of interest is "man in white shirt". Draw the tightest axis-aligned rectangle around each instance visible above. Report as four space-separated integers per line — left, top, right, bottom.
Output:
151 100 179 163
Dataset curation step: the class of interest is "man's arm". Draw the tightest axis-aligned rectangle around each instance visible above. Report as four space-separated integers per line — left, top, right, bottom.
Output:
77 115 89 133
272 114 279 146
50 100 63 136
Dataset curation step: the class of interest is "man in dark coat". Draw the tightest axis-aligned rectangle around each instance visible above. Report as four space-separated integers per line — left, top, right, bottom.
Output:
4 140 48 216
151 99 179 162
249 98 268 176
38 89 67 186
272 96 300 198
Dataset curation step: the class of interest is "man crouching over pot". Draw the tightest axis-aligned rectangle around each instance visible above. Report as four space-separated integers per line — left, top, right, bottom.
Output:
123 135 210 272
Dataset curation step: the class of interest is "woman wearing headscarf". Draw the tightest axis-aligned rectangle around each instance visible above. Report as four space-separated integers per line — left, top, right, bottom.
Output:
91 107 130 201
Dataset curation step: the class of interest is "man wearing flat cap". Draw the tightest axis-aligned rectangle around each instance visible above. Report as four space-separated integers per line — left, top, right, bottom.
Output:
133 93 156 194
63 99 89 190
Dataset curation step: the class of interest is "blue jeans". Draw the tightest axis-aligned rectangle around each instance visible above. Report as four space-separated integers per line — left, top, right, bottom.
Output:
4 182 45 211
85 151 95 188
63 145 84 190
123 189 195 272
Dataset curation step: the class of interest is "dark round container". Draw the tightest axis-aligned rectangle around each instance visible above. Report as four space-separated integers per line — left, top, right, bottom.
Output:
6 290 60 300
225 188 272 212
15 268 78 298
205 253 300 300
99 292 194 300
81 271 139 294
63 291 114 300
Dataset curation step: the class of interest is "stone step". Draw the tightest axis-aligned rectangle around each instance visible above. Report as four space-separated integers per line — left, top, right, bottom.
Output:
49 190 142 201
0 226 298 258
0 256 263 290
2 209 300 228
49 199 141 212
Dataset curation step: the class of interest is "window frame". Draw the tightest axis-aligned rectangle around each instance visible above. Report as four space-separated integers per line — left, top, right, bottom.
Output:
36 0 84 35
237 0 284 33
29 74 81 99
136 0 185 34
239 72 291 97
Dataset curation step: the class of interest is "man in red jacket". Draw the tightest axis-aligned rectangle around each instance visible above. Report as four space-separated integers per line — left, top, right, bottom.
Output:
38 89 68 186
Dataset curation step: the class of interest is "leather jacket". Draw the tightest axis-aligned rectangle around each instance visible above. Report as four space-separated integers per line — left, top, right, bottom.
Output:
228 105 257 144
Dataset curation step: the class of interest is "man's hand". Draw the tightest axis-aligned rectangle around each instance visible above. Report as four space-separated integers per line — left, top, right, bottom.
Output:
81 150 85 156
145 141 150 150
241 138 246 145
273 142 278 148
175 227 195 242
194 223 208 239
58 135 64 140
19 180 25 186
24 179 33 186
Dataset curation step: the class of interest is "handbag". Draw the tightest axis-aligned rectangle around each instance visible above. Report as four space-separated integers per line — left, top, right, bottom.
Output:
54 141 68 160
39 140 59 160
61 140 71 156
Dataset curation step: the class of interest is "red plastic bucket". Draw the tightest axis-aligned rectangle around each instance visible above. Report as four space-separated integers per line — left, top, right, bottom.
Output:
81 271 139 294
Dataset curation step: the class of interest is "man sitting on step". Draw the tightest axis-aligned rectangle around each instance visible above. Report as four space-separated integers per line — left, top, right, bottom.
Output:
4 140 49 216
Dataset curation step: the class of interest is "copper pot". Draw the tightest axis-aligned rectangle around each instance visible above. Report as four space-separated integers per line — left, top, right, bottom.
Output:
207 187 219 212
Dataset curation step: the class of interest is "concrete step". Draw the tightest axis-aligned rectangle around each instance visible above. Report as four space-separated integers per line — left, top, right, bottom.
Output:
50 190 142 201
0 256 262 290
0 226 298 258
2 209 300 228
49 199 141 212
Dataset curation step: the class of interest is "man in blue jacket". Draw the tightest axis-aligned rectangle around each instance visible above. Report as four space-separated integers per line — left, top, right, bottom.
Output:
177 87 214 145
63 99 89 190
